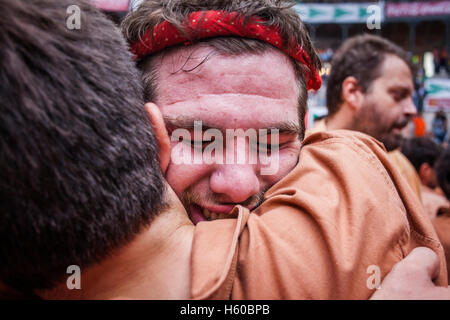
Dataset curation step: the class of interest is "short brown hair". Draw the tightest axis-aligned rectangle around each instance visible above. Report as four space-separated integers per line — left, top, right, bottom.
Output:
121 0 321 139
326 34 413 116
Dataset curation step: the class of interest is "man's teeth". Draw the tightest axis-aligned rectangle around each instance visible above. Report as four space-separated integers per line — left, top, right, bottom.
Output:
202 208 229 220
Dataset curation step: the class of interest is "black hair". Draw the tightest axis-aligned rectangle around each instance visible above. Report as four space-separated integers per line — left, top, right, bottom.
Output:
0 0 165 291
436 148 450 200
401 137 443 173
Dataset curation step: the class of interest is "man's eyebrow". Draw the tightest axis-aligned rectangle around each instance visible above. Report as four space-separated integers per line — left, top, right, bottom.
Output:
265 122 301 135
389 85 412 94
163 116 301 135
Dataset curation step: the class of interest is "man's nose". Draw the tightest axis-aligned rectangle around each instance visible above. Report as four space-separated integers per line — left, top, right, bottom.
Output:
209 164 260 204
404 97 417 117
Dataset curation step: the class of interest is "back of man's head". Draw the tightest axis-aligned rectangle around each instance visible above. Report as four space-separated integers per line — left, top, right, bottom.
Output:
122 0 321 139
0 0 164 292
401 138 443 187
326 34 413 116
402 137 443 172
436 148 450 200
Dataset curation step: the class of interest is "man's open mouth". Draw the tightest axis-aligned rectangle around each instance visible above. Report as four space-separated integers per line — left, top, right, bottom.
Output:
189 204 234 225
392 120 409 131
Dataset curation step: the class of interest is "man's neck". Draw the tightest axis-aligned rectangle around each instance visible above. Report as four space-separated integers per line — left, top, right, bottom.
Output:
325 107 354 132
37 188 194 300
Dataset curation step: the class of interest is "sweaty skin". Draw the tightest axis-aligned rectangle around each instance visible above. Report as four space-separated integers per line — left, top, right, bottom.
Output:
153 45 302 223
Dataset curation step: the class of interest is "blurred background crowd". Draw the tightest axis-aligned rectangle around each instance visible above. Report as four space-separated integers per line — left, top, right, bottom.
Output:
296 0 450 146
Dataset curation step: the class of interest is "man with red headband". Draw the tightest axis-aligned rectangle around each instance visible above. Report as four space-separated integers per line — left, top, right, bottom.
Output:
122 1 320 226
1 0 447 300
121 0 448 299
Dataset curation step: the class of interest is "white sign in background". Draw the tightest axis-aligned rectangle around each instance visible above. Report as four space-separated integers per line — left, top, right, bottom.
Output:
425 78 450 111
294 2 385 24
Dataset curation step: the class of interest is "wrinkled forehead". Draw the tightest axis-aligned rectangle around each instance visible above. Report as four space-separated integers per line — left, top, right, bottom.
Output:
154 44 299 101
152 44 300 130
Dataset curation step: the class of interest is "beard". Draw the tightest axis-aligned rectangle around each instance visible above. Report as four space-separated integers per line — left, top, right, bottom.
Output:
352 100 410 151
180 186 267 215
379 132 405 152
378 117 409 151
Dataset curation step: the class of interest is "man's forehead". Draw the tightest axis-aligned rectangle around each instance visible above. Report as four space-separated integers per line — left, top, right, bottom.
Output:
153 44 300 107
379 54 413 90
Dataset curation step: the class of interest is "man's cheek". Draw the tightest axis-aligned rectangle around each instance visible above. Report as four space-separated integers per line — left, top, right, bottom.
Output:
279 148 299 173
165 160 211 197
169 140 193 166
260 148 299 180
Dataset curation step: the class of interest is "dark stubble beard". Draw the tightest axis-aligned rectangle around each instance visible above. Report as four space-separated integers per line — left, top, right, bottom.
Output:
352 100 408 152
379 133 405 152
180 185 268 215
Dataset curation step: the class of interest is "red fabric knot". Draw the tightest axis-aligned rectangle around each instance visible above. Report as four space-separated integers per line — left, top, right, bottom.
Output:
131 10 322 91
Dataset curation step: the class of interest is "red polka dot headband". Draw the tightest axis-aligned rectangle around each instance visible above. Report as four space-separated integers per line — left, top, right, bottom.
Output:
131 10 322 91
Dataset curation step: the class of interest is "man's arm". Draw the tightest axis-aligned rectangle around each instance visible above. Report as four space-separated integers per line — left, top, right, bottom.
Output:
371 247 450 300
190 131 448 299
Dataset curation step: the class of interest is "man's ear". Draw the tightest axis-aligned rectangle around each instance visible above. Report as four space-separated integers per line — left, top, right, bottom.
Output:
145 103 171 174
419 163 431 184
341 76 364 111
